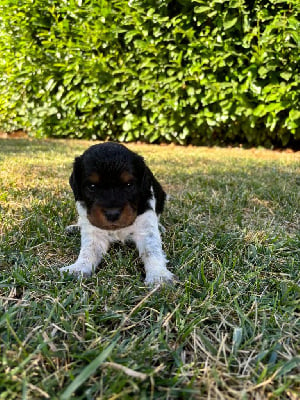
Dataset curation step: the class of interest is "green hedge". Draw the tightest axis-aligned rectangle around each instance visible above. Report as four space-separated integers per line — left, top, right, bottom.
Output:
0 0 299 146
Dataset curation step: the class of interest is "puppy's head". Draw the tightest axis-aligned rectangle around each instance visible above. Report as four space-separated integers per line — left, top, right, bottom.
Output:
69 142 161 230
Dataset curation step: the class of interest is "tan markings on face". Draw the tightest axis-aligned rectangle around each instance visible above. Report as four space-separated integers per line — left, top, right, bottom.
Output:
88 203 137 230
120 171 134 184
88 172 101 184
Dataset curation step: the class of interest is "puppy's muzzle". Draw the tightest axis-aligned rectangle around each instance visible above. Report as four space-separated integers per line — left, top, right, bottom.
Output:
103 207 122 222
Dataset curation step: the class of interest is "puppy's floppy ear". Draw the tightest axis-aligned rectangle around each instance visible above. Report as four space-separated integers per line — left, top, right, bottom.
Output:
151 171 166 214
69 156 83 201
146 167 166 214
135 155 166 215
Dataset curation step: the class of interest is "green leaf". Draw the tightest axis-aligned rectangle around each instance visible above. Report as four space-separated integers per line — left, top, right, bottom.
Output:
123 120 132 131
280 71 292 81
223 17 238 30
194 6 211 14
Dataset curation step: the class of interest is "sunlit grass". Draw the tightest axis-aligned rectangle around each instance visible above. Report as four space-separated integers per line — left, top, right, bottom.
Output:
0 139 299 399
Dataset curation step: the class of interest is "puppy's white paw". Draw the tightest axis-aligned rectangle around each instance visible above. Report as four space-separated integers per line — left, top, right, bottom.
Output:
60 263 93 278
144 268 176 286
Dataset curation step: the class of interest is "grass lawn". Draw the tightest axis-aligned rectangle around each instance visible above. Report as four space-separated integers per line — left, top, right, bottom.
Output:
0 138 299 400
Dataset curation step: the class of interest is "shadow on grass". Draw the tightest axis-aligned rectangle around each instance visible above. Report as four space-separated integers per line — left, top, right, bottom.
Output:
0 138 87 157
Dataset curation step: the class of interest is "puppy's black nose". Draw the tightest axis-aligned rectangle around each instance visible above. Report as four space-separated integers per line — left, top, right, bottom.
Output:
104 208 122 222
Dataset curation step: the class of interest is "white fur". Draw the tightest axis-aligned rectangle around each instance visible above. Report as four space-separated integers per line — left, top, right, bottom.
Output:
60 192 174 285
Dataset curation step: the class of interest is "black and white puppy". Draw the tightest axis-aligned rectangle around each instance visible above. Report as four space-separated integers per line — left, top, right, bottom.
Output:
60 142 174 285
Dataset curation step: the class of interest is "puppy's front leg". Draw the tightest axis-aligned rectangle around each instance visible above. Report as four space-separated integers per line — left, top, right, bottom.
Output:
133 212 174 285
60 228 109 277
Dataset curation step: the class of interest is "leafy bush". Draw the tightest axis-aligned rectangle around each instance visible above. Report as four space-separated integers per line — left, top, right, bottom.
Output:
0 0 299 146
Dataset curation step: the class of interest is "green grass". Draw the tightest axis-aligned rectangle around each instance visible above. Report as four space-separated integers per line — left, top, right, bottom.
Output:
0 139 299 400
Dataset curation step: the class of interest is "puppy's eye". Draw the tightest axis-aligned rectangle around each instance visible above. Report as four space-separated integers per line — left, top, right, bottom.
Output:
87 184 96 192
126 181 134 188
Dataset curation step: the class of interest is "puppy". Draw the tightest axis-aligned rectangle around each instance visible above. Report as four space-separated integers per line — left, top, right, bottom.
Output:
60 142 174 285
